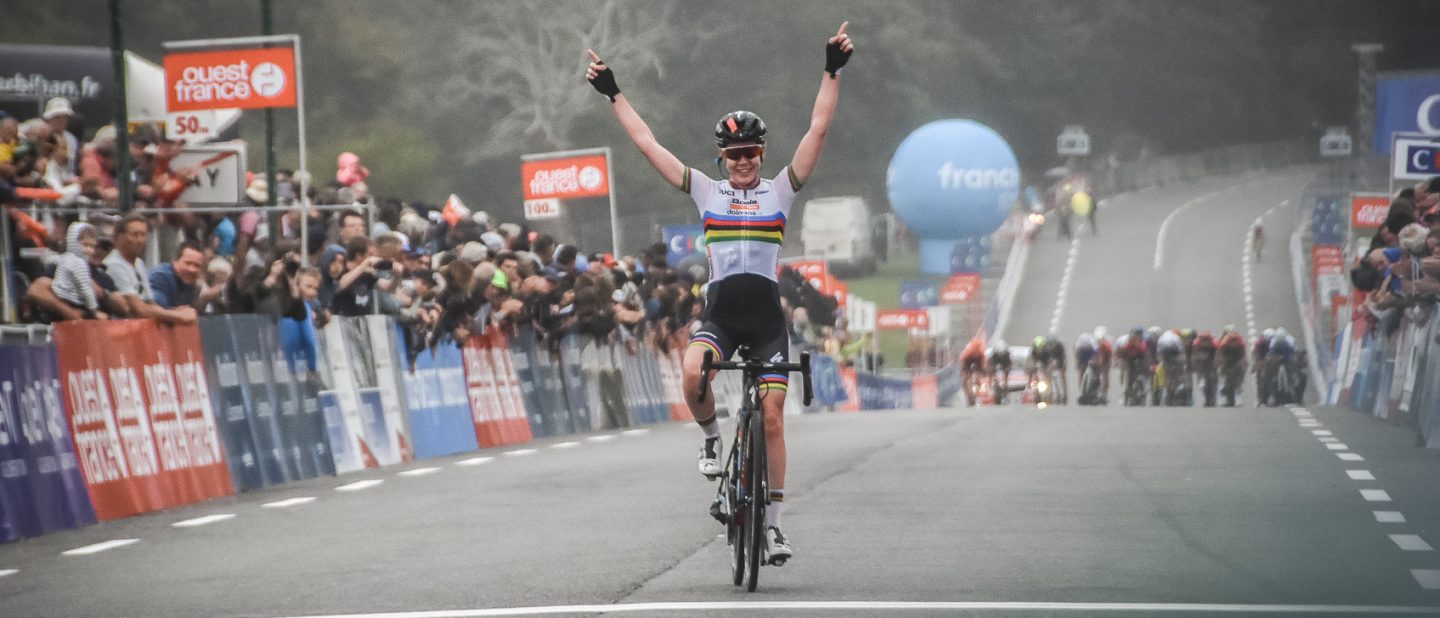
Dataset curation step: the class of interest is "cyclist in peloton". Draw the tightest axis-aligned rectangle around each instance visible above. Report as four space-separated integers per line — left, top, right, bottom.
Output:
1217 325 1248 406
1116 327 1149 403
987 339 1012 401
587 22 854 564
1253 328 1273 403
1155 328 1186 405
1263 327 1296 405
1093 326 1114 402
1190 329 1219 407
1074 332 1100 404
960 334 988 404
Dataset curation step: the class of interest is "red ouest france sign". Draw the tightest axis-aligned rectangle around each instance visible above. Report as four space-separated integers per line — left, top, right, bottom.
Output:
522 154 610 201
941 274 981 304
165 47 298 111
876 308 930 331
1350 193 1390 229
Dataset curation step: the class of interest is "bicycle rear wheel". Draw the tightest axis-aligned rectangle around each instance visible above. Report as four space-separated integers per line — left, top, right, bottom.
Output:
729 416 747 587
746 406 767 592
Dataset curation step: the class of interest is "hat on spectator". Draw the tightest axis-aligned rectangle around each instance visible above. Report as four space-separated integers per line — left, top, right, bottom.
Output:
471 211 490 228
491 269 509 291
246 178 269 203
460 241 488 264
42 97 73 120
480 231 504 254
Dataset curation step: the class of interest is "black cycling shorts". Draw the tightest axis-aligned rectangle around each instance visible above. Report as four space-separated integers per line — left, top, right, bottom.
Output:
689 274 789 391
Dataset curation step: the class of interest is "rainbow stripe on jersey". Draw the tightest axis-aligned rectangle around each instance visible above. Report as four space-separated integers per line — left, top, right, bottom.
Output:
703 211 786 246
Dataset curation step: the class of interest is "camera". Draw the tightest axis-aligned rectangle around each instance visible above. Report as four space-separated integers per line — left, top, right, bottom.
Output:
373 258 393 279
284 258 301 276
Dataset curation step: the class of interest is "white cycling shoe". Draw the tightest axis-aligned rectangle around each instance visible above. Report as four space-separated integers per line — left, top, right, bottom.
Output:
698 437 721 479
766 526 793 564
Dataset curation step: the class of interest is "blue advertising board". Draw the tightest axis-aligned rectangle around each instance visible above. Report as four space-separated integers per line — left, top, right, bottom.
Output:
400 325 480 459
899 280 939 308
1375 74 1440 154
663 224 704 268
0 345 96 543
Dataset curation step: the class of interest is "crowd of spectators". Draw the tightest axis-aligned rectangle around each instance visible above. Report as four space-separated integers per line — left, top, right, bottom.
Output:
2 97 885 371
1350 176 1440 331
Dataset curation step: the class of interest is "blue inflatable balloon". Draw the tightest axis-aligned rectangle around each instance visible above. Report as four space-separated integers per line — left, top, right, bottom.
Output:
887 120 1019 274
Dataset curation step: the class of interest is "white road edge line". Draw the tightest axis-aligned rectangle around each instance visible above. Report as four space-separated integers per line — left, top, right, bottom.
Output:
172 513 236 528
61 539 139 556
262 497 316 509
455 456 494 467
399 467 441 477
335 479 384 492
0 569 17 578
270 600 1440 617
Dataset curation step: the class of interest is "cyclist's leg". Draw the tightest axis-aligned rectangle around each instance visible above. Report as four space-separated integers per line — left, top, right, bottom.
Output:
750 324 791 534
683 325 733 425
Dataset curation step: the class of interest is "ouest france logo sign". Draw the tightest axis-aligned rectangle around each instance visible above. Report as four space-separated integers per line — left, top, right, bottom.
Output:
164 47 297 112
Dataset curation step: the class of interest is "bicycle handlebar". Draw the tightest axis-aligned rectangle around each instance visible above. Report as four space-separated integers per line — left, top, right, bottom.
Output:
697 350 814 407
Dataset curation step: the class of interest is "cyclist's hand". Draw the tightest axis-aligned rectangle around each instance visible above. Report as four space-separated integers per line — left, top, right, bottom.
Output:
825 21 854 77
585 49 620 101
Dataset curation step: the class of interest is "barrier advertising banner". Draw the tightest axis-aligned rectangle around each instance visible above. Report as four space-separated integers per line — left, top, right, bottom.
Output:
54 320 231 521
462 330 532 448
0 344 96 543
1351 193 1390 229
808 353 850 408
876 308 930 331
363 315 414 463
400 327 479 460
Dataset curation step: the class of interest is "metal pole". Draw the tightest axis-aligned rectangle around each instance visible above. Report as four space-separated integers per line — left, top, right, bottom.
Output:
295 35 311 266
605 147 619 256
1351 43 1383 186
1 212 13 324
262 0 280 242
109 0 132 212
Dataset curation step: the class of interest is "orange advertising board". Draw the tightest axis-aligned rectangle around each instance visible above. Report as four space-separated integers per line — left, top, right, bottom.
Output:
876 308 930 331
1350 193 1390 229
521 154 610 201
164 47 298 112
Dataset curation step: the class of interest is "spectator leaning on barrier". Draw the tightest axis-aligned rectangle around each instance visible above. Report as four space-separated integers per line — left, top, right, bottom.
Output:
331 236 381 317
149 241 207 310
99 215 196 324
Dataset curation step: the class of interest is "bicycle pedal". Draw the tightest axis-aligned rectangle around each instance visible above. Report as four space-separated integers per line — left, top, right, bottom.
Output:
703 473 720 482
769 557 787 567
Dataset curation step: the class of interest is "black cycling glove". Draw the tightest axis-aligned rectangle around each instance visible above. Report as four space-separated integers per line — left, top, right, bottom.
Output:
588 62 621 102
824 40 852 77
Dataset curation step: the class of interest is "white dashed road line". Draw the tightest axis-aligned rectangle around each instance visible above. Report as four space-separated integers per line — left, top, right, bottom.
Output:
585 435 616 443
1325 443 1348 450
61 539 139 556
1413 569 1440 590
1362 489 1393 502
621 428 651 437
1391 535 1434 552
1346 470 1376 481
455 456 494 467
1050 238 1080 334
262 497 316 508
335 479 384 492
551 441 581 450
399 467 441 477
1338 453 1365 461
1319 437 1339 443
1376 511 1407 524
172 514 236 528
1312 430 1332 436
0 569 17 578
503 449 538 457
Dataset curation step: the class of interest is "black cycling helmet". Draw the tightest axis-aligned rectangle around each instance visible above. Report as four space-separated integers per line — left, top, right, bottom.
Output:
714 110 767 147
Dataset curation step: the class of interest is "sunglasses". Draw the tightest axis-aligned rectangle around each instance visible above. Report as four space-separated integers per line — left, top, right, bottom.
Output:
721 144 764 161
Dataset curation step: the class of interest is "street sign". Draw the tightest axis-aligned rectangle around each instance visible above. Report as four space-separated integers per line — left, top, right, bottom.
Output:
1392 134 1440 181
1319 127 1352 158
1057 125 1090 156
165 109 218 142
521 153 609 201
523 198 561 220
170 141 246 204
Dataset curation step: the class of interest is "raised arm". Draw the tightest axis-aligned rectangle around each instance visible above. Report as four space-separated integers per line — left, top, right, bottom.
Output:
790 22 854 186
586 50 685 189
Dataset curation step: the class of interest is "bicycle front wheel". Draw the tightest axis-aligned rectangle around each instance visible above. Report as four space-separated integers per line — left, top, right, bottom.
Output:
746 406 767 592
729 420 747 587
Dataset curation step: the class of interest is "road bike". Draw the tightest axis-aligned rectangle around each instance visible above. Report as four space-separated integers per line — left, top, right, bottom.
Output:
964 367 987 407
1219 358 1245 407
1122 359 1149 406
698 346 812 592
1194 360 1218 407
